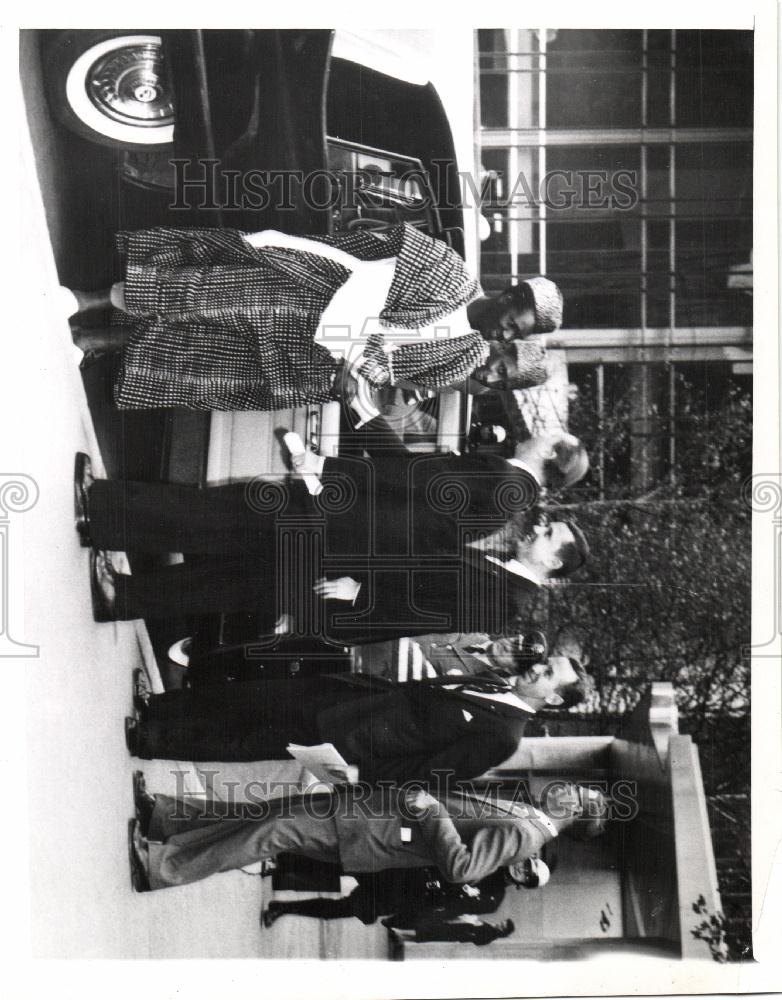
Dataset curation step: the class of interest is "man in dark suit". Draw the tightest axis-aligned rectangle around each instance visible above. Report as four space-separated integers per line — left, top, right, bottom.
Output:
77 440 589 641
126 649 589 784
129 777 606 892
78 443 542 559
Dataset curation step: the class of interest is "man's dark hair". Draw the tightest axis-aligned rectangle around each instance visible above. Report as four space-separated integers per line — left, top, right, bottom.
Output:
549 518 589 579
557 657 590 709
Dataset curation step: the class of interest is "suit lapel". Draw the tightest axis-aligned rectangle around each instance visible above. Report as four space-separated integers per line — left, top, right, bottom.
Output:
437 686 535 721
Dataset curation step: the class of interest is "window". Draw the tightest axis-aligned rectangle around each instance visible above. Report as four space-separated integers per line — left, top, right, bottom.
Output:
478 29 753 331
477 29 753 494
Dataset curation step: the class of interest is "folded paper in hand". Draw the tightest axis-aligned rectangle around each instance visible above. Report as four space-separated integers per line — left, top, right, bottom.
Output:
287 742 359 785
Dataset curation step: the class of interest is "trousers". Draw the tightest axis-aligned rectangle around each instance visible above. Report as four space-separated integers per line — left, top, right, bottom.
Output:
146 793 342 890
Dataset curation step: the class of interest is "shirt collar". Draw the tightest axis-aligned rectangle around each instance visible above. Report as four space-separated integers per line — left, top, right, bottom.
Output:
484 555 542 587
462 687 537 714
507 457 541 485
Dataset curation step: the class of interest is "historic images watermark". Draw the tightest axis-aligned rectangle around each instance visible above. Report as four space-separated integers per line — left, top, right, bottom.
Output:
0 474 39 657
743 473 782 656
168 158 640 213
238 447 542 646
165 769 640 824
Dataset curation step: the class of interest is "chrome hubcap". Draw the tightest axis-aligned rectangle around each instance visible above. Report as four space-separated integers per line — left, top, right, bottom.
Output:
87 43 174 128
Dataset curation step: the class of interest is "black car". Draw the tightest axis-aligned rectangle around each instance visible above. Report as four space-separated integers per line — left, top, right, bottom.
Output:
37 28 478 674
42 28 475 480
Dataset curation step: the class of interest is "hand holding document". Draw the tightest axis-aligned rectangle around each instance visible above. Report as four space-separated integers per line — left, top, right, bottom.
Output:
282 432 323 496
287 742 359 786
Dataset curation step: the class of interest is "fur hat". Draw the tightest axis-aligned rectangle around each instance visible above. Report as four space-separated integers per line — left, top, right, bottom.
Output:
508 339 548 390
522 276 564 333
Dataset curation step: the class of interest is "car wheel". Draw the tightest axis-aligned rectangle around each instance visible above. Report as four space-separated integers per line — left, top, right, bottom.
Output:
45 30 175 149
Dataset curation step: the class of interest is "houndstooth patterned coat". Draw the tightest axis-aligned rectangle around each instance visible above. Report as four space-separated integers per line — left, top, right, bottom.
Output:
113 223 494 411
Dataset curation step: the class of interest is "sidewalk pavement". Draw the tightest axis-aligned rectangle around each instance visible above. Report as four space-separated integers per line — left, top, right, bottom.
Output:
12 118 390 960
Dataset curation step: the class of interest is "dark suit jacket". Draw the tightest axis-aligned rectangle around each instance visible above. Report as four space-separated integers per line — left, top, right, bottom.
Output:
135 672 535 782
314 451 540 562
103 452 541 632
314 674 535 786
260 451 543 643
89 451 538 561
319 549 541 645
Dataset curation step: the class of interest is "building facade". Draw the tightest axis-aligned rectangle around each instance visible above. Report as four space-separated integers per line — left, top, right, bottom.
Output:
477 29 753 494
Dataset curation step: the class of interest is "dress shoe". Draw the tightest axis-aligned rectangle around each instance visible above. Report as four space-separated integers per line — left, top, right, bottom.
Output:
133 770 156 836
74 452 94 547
132 668 151 715
70 329 105 370
90 549 117 622
125 716 139 755
261 904 282 928
128 819 151 892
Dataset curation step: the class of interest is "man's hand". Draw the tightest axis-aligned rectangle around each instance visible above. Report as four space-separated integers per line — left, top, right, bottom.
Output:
405 789 439 816
274 613 294 635
323 765 360 785
313 576 361 602
544 782 584 819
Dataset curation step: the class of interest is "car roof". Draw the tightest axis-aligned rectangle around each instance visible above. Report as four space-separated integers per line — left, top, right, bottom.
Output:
333 29 479 273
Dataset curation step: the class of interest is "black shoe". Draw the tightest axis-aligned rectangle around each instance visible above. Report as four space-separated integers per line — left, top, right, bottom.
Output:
125 716 139 755
90 549 117 622
74 452 93 547
128 819 151 893
261 904 282 929
133 770 156 837
132 668 151 716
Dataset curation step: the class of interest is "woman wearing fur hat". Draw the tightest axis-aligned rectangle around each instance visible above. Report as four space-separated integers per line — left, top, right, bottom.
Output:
465 275 564 343
62 223 559 413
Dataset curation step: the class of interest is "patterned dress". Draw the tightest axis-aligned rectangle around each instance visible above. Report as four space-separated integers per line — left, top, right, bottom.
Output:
113 223 499 411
